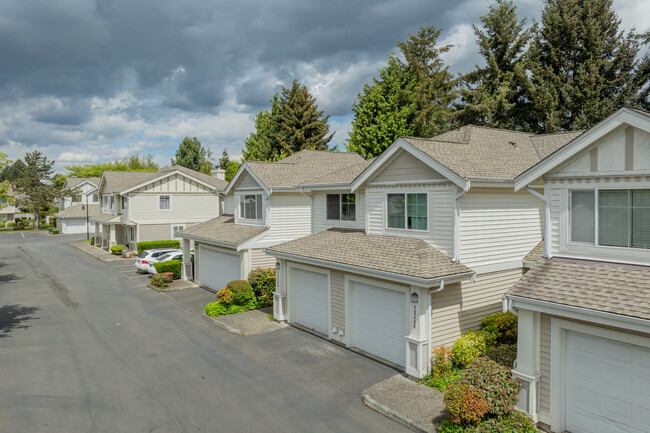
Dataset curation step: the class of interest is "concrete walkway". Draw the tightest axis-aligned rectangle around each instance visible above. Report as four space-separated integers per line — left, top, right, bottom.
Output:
72 241 135 262
362 374 446 433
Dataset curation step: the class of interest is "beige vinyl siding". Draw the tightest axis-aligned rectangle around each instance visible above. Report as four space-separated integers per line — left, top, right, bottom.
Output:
312 189 366 233
264 193 311 242
370 150 445 183
431 268 524 348
236 172 262 189
331 270 345 332
250 249 276 269
366 183 455 255
138 223 173 241
458 189 543 269
132 174 213 194
540 313 552 414
129 193 219 223
549 186 561 254
224 194 234 215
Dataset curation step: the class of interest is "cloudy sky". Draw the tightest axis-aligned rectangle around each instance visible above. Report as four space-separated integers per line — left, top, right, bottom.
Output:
0 0 648 173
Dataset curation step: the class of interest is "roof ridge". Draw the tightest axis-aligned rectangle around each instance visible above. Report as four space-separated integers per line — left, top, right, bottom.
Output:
536 130 584 137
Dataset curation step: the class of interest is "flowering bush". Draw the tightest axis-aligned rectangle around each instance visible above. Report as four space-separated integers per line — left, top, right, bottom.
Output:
451 330 494 367
483 344 517 368
216 288 234 305
481 312 518 345
444 383 490 426
457 357 521 417
421 346 463 391
248 267 276 304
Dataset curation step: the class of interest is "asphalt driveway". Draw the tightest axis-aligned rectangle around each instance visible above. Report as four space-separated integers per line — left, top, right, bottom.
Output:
0 233 407 432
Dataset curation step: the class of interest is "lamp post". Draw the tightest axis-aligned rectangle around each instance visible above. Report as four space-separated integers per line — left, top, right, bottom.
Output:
82 197 89 240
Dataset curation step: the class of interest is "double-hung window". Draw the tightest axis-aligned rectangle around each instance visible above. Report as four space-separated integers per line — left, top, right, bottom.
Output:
239 194 263 220
387 193 427 231
121 196 128 210
72 194 82 203
172 225 184 238
93 194 99 203
159 195 170 210
326 194 356 221
570 189 650 249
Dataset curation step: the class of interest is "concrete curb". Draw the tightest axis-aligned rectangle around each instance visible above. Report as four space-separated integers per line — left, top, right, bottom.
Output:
202 312 243 336
147 283 194 293
361 394 432 433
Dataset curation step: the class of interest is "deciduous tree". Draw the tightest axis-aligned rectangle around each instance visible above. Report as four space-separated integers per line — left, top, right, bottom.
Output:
12 152 61 229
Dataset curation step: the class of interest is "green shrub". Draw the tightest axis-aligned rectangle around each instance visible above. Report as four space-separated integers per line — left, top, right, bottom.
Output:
153 260 182 279
136 240 180 253
110 245 127 255
204 299 257 317
150 274 169 289
467 411 538 433
248 267 276 306
444 383 490 426
451 330 494 367
421 346 463 391
225 280 255 305
481 312 518 345
49 229 59 234
7 222 15 227
458 357 521 418
216 288 234 305
438 420 467 433
13 223 25 231
484 345 517 368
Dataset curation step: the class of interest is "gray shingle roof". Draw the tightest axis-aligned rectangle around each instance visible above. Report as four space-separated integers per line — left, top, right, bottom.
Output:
90 213 120 223
523 240 545 264
301 158 376 185
65 177 100 189
177 215 267 246
508 258 650 321
55 204 99 218
102 165 226 193
245 150 366 188
267 228 473 280
402 126 582 180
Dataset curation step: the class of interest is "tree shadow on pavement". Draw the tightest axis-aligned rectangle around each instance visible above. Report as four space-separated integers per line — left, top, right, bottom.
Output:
0 305 40 338
0 273 20 284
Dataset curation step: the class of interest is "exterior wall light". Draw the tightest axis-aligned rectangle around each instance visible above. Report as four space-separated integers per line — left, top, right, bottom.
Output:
411 292 419 303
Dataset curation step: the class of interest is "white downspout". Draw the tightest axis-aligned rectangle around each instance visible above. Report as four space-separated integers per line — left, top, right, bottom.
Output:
452 190 466 262
526 187 551 259
427 280 445 372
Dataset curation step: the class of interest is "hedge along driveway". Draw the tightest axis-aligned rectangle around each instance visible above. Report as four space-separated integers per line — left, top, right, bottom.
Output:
136 240 180 252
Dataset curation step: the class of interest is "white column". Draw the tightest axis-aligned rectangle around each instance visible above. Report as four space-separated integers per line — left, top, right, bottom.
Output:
273 259 287 321
512 309 541 421
181 238 192 280
405 285 429 378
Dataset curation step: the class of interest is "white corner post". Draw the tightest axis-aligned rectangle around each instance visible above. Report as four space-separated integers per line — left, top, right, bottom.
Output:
452 189 467 261
273 259 287 321
405 285 429 378
181 238 192 281
511 308 541 421
526 186 551 259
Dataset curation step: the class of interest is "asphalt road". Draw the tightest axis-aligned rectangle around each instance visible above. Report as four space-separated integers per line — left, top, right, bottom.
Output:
0 232 408 433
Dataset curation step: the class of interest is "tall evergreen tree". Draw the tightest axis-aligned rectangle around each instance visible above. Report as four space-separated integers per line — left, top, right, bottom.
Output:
346 57 417 158
171 137 213 174
218 150 231 170
243 94 282 161
453 0 533 129
274 80 333 155
527 0 646 132
12 152 60 229
397 26 456 137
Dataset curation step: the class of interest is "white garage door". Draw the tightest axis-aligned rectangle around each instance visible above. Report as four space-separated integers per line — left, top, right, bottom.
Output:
64 218 89 234
200 246 241 291
565 331 650 433
353 282 406 367
292 268 329 335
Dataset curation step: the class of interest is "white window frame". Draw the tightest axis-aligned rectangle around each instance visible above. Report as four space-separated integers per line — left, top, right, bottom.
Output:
236 193 265 224
326 193 357 222
121 196 128 210
384 191 429 232
158 194 171 211
92 194 99 203
172 225 185 238
568 188 650 250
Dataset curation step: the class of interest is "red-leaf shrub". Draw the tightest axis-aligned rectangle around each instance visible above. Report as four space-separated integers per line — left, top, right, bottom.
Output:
444 383 490 426
481 312 518 345
467 410 538 432
484 344 517 368
458 357 521 417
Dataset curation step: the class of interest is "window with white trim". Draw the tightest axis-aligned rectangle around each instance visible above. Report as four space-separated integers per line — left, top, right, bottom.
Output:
130 226 135 241
110 196 114 209
121 196 128 210
239 194 263 220
326 194 356 221
387 193 427 230
569 189 650 249
159 195 170 210
172 225 184 238
92 194 99 203
72 194 82 203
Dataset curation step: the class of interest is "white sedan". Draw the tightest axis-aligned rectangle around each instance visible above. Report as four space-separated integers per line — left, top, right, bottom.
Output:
146 251 193 274
135 248 182 273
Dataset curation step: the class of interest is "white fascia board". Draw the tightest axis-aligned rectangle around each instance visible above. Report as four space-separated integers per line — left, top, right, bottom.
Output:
236 230 271 251
175 232 238 250
223 163 269 195
298 182 352 192
514 108 650 191
351 138 469 192
264 249 475 287
120 170 216 195
97 175 108 196
507 294 650 334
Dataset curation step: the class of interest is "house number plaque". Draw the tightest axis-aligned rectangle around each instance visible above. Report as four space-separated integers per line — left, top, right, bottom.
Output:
413 305 417 329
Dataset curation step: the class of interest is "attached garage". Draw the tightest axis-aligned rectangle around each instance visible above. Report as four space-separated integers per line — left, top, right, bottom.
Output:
351 280 407 367
63 218 89 234
291 266 329 335
563 331 650 433
199 246 242 291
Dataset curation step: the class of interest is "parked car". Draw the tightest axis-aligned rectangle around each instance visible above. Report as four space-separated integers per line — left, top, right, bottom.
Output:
135 248 182 273
146 251 193 274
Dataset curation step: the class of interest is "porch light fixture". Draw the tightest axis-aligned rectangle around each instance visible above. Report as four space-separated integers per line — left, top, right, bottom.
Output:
410 292 419 303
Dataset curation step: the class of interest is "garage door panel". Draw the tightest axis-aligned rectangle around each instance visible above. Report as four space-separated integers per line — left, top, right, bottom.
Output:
200 247 241 291
293 268 329 335
353 282 406 367
566 331 650 433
